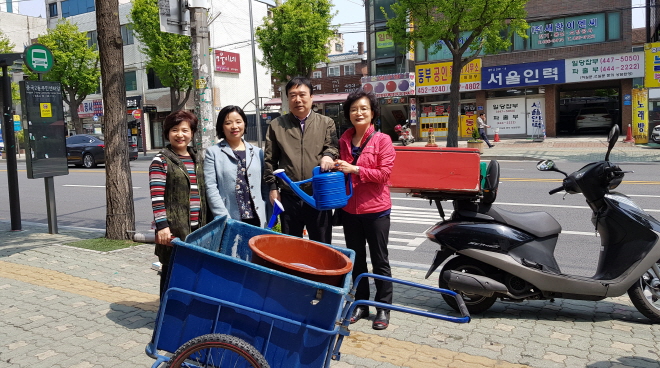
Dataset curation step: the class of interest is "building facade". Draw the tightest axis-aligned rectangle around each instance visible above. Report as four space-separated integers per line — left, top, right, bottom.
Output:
44 0 274 149
365 0 638 141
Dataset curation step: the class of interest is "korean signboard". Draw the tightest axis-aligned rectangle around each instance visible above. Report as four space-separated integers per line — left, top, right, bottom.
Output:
644 42 660 88
376 31 394 49
529 13 606 49
482 60 565 90
527 99 544 137
361 73 415 98
565 52 644 83
77 99 104 118
486 98 526 135
632 89 648 144
415 59 481 95
19 81 68 178
214 50 240 73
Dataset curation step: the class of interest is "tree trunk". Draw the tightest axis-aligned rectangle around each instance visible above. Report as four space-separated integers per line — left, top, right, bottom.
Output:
280 82 288 115
446 52 463 148
66 90 83 134
96 0 135 240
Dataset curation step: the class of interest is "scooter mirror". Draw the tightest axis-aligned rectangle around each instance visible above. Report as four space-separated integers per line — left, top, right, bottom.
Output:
536 160 555 171
605 125 620 162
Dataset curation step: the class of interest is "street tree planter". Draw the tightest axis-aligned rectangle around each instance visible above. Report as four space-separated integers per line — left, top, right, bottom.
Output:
467 140 483 153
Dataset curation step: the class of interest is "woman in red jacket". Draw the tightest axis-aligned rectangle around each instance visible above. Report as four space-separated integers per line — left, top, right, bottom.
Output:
334 90 396 330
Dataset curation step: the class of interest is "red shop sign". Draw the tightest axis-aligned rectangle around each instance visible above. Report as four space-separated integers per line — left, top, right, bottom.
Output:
214 50 241 73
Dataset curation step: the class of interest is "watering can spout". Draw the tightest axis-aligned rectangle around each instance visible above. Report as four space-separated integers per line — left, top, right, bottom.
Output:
273 169 317 208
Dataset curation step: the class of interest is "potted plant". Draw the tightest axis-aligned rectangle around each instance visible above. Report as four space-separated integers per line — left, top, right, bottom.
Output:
467 129 483 153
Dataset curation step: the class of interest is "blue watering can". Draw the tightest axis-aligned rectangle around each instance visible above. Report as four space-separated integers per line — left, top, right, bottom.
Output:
274 166 352 211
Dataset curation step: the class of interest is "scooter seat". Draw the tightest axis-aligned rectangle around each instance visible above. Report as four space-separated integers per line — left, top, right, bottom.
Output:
487 207 561 238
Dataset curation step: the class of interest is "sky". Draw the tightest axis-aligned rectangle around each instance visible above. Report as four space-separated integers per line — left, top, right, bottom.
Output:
15 0 644 46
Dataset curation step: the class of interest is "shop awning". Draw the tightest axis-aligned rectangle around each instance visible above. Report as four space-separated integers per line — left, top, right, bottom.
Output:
263 92 350 106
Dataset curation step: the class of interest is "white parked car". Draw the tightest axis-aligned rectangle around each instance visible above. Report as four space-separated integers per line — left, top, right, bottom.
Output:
651 125 660 143
575 107 612 131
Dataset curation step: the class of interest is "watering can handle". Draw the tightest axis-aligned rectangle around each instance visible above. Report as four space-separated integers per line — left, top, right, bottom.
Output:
347 171 353 198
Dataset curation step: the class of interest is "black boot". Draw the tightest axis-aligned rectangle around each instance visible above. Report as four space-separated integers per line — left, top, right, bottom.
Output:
372 309 390 330
349 306 369 324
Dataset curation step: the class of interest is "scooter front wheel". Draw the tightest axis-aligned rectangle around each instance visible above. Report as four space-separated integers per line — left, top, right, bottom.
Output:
628 260 660 323
438 256 498 314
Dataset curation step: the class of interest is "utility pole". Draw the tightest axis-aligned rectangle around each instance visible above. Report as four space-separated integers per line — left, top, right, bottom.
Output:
248 0 262 147
189 0 215 150
0 53 23 231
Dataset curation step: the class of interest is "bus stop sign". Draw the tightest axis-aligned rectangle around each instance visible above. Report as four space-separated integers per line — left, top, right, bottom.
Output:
24 44 54 74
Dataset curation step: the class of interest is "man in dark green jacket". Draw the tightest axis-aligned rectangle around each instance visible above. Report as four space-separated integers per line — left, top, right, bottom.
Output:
264 76 338 243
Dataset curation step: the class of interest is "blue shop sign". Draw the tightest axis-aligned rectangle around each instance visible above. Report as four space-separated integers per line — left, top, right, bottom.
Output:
482 60 565 90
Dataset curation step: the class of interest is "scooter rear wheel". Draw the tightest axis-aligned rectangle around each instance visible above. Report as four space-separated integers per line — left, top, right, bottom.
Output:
439 256 498 314
628 260 660 323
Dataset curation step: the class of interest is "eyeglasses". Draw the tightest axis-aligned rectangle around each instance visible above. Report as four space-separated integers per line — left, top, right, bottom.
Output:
349 107 371 115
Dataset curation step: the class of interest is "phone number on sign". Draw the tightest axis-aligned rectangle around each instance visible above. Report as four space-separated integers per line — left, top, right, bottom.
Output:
416 82 480 95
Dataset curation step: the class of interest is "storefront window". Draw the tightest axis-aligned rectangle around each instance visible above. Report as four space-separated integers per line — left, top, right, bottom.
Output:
373 0 396 22
607 12 621 40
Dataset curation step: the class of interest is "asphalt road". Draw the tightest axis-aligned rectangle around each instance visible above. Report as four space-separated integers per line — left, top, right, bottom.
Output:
1 157 659 279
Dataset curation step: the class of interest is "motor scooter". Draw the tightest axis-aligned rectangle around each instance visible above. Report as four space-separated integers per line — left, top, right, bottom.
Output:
394 122 414 146
423 125 660 322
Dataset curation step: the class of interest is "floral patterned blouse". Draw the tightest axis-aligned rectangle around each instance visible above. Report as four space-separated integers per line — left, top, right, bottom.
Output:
233 150 256 220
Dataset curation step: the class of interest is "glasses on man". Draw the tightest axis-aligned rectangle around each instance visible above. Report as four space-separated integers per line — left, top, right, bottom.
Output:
349 107 371 115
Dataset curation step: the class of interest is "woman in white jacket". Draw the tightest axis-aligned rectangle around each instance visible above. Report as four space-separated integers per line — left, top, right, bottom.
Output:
204 105 269 227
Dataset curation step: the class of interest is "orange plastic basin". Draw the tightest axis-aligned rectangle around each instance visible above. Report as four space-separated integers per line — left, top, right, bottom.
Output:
248 234 353 287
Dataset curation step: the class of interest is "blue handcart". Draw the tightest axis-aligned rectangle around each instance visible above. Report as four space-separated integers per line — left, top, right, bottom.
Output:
146 216 470 368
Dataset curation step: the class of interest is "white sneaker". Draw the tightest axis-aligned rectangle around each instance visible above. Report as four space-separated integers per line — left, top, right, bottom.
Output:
151 262 162 271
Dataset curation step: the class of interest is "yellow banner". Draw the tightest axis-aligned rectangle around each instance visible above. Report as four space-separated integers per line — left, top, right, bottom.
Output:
645 43 660 88
460 114 478 138
415 59 481 90
632 88 648 144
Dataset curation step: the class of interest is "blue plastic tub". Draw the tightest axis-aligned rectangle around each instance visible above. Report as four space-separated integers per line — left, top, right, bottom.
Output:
153 216 355 368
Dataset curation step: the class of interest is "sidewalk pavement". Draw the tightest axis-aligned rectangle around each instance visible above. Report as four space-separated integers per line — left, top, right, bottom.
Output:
2 220 660 367
401 136 660 163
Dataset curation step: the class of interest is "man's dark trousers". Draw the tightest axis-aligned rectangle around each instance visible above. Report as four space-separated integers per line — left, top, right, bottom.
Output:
280 191 332 244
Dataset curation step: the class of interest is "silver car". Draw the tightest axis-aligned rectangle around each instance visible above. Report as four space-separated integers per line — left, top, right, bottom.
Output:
651 125 660 143
575 107 612 131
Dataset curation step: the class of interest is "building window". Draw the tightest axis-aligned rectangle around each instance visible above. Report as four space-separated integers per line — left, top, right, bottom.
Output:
48 3 58 17
312 71 322 79
344 64 355 75
121 24 134 45
335 43 343 52
125 71 137 91
87 30 98 50
328 66 340 76
147 69 165 89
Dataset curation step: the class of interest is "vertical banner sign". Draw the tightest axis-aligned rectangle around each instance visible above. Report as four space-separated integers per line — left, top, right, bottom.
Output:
644 43 660 88
409 98 417 126
632 89 649 144
527 100 544 137
19 81 68 179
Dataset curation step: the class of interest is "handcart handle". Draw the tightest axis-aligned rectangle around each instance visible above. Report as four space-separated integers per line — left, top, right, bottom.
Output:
351 273 470 322
332 273 470 362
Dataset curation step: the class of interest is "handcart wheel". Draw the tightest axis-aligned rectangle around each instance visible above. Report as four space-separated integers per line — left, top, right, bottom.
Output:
166 333 269 368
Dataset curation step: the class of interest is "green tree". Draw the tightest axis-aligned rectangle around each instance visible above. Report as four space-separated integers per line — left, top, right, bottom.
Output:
130 0 192 111
0 31 20 101
255 0 336 82
25 20 100 134
385 0 529 147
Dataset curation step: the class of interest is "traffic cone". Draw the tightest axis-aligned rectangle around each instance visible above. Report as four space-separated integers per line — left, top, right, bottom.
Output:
493 128 500 142
623 124 635 143
425 127 438 147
